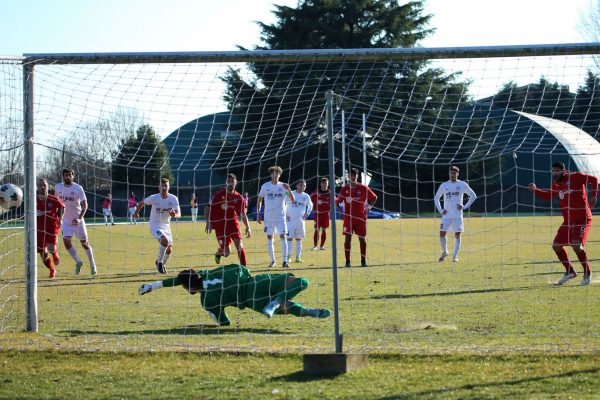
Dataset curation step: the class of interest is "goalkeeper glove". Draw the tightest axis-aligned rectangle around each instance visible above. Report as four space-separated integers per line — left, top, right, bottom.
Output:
138 284 153 295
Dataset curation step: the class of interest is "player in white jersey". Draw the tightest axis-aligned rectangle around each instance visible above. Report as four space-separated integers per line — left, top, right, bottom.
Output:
257 166 295 268
434 166 477 262
285 179 314 263
54 167 97 275
134 178 181 274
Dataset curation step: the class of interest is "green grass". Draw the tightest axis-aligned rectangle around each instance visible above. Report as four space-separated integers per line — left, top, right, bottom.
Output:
1 351 599 399
0 216 599 398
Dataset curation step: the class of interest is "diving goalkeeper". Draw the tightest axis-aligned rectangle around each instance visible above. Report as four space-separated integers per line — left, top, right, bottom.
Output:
138 264 330 326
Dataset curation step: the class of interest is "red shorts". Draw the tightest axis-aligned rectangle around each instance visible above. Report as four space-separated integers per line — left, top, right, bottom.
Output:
553 220 592 246
314 213 330 229
342 216 367 237
213 223 241 247
37 230 59 252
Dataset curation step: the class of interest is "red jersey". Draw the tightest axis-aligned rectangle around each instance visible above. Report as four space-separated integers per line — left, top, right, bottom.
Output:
311 190 331 215
36 194 64 235
102 197 112 209
208 188 245 226
533 171 598 222
336 183 377 219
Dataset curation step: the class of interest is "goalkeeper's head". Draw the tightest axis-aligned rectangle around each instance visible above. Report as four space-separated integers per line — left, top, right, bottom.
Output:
178 269 202 294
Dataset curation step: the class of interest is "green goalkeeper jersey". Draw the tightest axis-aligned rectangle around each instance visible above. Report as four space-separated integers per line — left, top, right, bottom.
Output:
199 264 252 325
161 264 294 326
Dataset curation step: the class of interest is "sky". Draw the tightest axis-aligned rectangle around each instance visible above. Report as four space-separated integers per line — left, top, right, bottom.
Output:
0 0 593 55
1 0 597 142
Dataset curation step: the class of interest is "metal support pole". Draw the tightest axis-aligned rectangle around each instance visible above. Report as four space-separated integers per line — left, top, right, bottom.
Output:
326 90 342 353
362 113 367 184
23 62 38 332
341 110 346 186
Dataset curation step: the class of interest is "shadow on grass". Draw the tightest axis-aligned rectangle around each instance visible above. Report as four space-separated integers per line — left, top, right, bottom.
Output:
348 285 541 301
62 325 287 335
271 370 342 382
379 366 600 399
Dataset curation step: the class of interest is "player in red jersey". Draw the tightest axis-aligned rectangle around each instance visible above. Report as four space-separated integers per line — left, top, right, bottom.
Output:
336 168 377 268
310 177 331 251
528 162 598 286
205 174 251 266
36 178 65 279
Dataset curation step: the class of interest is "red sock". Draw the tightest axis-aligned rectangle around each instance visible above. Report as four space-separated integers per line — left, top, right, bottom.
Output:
42 255 53 270
344 240 351 262
52 252 59 265
313 231 319 247
320 231 327 248
239 247 247 266
575 249 591 276
555 247 574 273
359 240 367 261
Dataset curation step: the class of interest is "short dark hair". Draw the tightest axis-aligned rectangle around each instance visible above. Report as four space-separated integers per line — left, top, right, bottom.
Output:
450 166 460 173
319 177 329 183
62 167 74 175
268 166 283 174
552 162 566 170
227 173 237 181
160 177 170 184
296 179 306 186
350 168 360 176
178 269 202 294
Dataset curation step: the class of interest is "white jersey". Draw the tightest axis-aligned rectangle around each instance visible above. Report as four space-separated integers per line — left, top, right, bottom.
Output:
55 182 87 222
258 181 290 223
286 191 313 221
144 193 180 226
434 179 477 218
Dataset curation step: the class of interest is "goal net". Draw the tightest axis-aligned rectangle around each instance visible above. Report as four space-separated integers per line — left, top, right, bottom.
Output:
1 45 599 353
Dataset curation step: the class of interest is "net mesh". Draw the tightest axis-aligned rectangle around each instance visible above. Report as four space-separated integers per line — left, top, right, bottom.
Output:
0 47 599 352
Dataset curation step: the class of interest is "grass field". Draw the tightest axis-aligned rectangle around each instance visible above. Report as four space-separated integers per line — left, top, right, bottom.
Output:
0 215 599 398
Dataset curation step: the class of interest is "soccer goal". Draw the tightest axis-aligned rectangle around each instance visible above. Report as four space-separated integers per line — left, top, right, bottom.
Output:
1 44 599 353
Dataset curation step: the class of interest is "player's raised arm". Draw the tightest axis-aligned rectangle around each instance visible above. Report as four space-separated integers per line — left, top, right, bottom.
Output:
528 182 554 201
283 182 295 203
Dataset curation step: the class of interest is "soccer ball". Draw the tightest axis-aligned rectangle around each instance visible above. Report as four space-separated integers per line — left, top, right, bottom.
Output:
0 183 23 209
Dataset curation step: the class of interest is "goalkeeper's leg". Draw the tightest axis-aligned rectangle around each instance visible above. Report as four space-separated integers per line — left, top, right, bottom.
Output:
275 301 330 318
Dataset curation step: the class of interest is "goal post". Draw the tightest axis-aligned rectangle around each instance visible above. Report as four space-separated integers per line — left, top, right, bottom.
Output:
1 43 598 352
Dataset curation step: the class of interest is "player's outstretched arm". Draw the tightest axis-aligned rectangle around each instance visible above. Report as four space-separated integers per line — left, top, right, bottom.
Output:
138 277 181 295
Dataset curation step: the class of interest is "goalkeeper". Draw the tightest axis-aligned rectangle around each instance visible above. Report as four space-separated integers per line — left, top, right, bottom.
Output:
138 264 330 326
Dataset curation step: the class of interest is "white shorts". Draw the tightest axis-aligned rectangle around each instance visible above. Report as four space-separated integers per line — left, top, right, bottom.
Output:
102 208 112 216
150 224 173 245
62 220 89 241
263 220 287 237
128 207 136 215
440 217 464 233
287 219 306 239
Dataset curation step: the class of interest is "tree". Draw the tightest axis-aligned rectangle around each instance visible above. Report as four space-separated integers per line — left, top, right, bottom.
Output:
0 118 24 185
39 108 142 188
219 0 489 209
111 124 173 193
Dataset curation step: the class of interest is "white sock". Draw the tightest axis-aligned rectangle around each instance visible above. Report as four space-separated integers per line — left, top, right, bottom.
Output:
162 252 171 266
67 246 81 262
104 216 108 224
440 237 448 254
296 240 302 258
85 247 95 266
453 237 461 258
157 245 167 263
281 238 288 262
267 239 275 262
110 214 114 224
